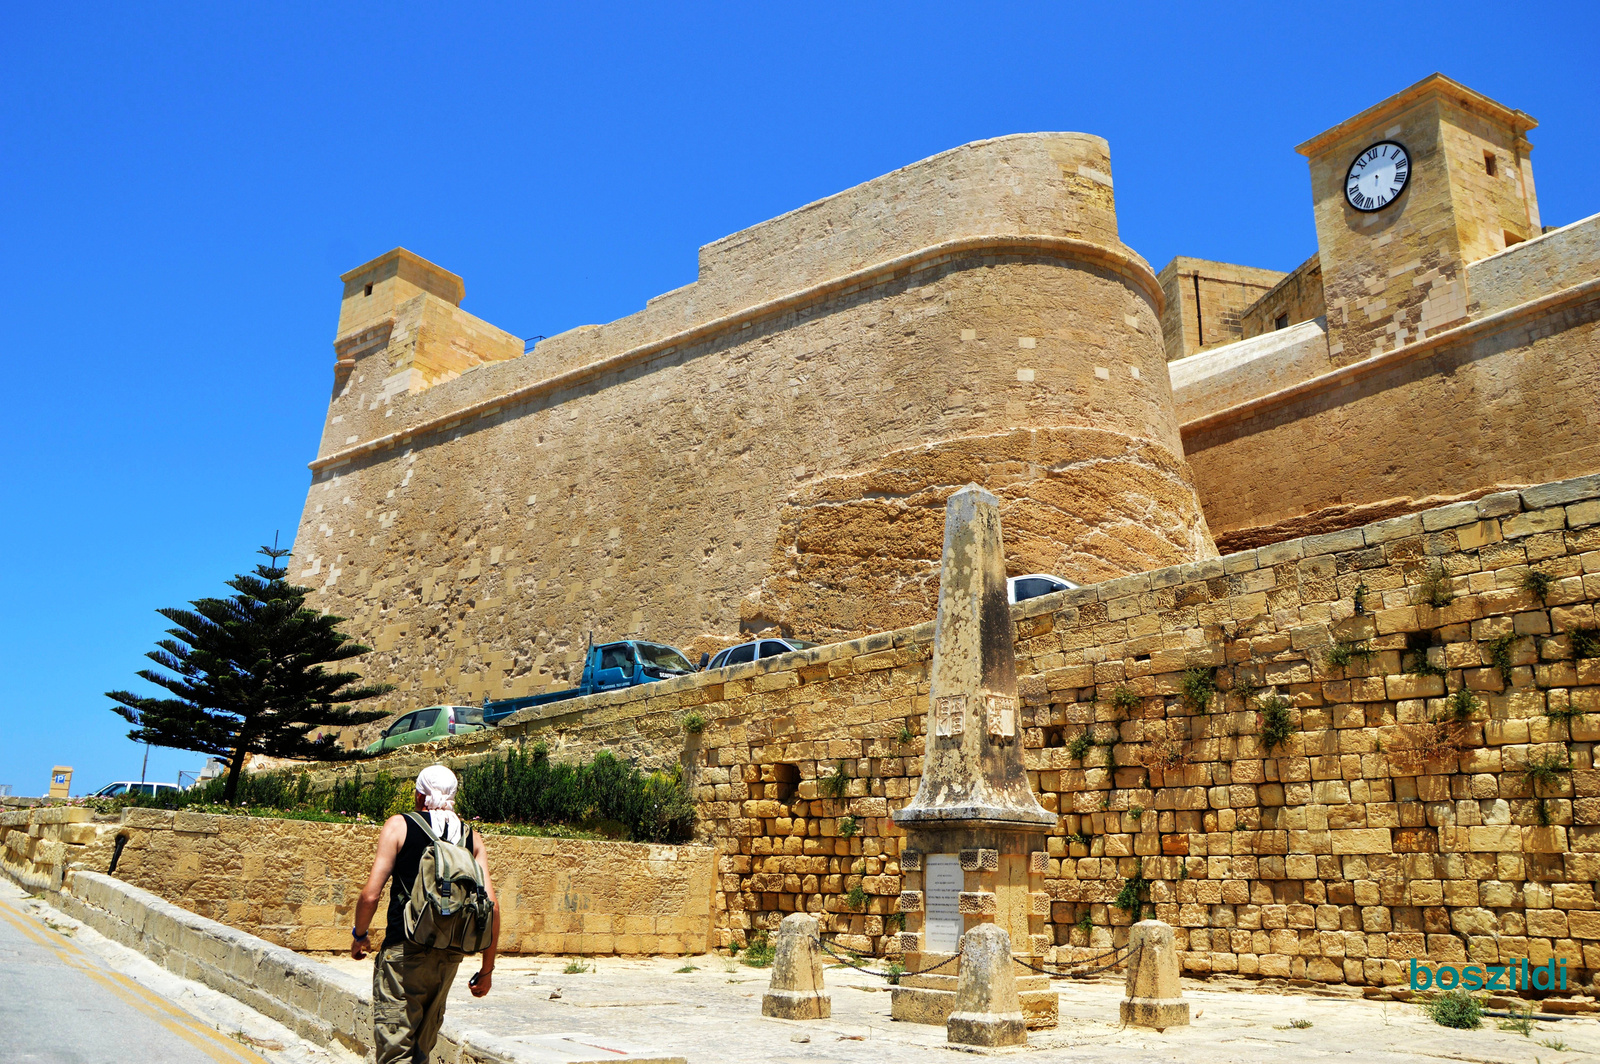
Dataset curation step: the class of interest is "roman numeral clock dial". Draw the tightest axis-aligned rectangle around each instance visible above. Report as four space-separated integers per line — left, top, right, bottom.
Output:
1345 141 1410 212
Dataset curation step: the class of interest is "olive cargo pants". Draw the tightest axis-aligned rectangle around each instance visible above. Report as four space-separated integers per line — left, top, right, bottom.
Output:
373 940 463 1063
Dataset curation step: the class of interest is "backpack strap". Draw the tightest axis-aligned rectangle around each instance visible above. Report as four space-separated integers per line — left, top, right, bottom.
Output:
406 810 469 848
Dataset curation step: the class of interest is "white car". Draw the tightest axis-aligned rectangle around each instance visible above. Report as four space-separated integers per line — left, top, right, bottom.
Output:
1007 573 1079 603
90 781 181 798
702 637 820 670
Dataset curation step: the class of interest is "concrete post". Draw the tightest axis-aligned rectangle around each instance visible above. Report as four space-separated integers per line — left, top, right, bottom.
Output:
761 913 831 1020
1121 920 1189 1030
946 923 1027 1046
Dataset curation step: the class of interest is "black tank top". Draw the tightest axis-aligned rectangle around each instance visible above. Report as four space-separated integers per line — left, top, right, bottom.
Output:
385 814 475 943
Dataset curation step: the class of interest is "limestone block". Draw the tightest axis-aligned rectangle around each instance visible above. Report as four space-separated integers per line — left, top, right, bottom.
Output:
960 849 999 872
1029 891 1051 917
901 850 922 871
897 931 922 952
958 891 997 915
761 912 831 1020
1122 919 1189 1029
898 891 924 912
1029 850 1048 874
947 923 1027 1047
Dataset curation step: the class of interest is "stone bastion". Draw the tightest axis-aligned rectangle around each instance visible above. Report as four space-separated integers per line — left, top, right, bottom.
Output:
295 133 1217 713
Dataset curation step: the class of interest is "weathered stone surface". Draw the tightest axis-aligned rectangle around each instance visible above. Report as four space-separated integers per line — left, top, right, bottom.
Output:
762 913 831 1020
895 486 1052 829
946 924 1027 1047
1122 920 1189 1029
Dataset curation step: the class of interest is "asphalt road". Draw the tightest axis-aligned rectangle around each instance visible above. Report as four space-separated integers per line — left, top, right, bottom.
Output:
0 885 272 1064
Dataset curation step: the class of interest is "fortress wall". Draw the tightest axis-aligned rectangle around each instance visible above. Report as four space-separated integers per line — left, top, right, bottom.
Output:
1179 284 1600 546
1470 212 1600 317
296 135 1216 710
1168 317 1334 425
283 474 1600 987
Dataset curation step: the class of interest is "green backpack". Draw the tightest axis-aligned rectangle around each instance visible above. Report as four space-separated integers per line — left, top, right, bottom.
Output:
401 812 496 954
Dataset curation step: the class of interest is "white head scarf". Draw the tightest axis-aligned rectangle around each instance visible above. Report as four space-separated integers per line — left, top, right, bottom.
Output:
414 764 463 844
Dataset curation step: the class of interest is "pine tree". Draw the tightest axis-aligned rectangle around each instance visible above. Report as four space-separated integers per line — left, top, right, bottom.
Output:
107 545 393 801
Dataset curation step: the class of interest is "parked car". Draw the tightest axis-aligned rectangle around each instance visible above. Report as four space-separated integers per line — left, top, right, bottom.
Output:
701 637 819 671
1007 573 1079 603
364 705 488 755
90 781 181 798
482 639 697 726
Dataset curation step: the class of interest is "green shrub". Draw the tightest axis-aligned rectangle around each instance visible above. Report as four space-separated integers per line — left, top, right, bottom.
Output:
1488 634 1517 685
1571 627 1600 659
845 883 868 910
822 761 850 800
1444 689 1481 723
1066 732 1094 761
1258 694 1296 752
455 744 694 843
682 711 707 734
885 961 906 985
1326 640 1375 668
1232 672 1260 706
1421 989 1483 1029
1075 911 1093 936
897 723 914 745
1180 668 1215 714
1522 568 1554 604
838 815 859 838
1419 562 1455 608
1113 858 1149 915
741 932 775 968
1110 685 1141 713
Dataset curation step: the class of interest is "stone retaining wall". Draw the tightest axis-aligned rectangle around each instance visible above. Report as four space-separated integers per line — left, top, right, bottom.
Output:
294 471 1600 989
3 805 714 956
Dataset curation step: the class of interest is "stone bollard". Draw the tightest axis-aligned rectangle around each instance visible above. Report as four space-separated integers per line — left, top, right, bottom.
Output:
761 913 831 1020
1121 919 1189 1030
946 923 1027 1046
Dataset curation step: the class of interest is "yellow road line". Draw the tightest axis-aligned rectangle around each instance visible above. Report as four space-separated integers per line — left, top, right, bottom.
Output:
0 893 272 1064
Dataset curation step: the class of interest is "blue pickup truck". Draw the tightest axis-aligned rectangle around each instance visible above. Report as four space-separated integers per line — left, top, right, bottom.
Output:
482 639 697 726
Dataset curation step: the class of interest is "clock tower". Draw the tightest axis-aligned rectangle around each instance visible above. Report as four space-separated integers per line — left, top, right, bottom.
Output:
1296 74 1540 365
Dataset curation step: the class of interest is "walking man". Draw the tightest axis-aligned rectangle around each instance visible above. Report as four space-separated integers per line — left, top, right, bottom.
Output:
351 764 500 1063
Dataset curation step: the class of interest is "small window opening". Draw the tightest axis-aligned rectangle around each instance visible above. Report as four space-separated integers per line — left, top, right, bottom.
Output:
1274 313 1289 331
1504 229 1525 249
1484 152 1497 177
769 763 800 805
364 283 374 296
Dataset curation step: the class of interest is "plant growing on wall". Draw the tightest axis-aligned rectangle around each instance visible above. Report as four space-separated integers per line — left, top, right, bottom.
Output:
1113 858 1150 918
1419 562 1455 608
1066 731 1094 762
1110 685 1141 713
822 761 850 800
838 815 859 838
682 710 707 734
1180 668 1216 714
1444 689 1481 724
1573 627 1600 659
1257 694 1296 752
1488 634 1517 685
1404 632 1446 678
1522 750 1572 827
1522 568 1554 605
107 545 393 802
1326 640 1375 668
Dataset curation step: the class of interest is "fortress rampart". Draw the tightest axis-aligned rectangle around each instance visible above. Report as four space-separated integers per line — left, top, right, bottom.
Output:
296 133 1217 710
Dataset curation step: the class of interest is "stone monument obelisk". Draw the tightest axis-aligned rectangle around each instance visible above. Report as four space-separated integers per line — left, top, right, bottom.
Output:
890 485 1058 1035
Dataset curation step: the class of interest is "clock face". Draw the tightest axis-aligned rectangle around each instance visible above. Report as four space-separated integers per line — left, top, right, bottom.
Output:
1345 141 1410 212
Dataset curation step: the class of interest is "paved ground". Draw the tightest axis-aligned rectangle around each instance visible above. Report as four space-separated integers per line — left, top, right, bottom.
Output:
323 950 1600 1064
0 878 343 1064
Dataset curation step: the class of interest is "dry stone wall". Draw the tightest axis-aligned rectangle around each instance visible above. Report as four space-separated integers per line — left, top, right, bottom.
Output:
289 473 1600 988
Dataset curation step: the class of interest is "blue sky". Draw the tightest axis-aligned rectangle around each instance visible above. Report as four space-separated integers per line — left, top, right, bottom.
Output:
2 3 1595 795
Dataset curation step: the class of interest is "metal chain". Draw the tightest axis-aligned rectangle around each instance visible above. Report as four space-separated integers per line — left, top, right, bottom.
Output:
817 937 1138 981
1013 942 1141 979
817 938 960 979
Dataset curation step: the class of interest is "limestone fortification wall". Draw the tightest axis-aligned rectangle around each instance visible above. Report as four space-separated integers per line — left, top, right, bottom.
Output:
2 805 714 956
275 473 1600 987
1179 239 1600 546
295 133 1217 712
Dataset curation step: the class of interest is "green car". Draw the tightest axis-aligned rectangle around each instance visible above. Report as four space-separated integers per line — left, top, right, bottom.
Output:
364 705 487 755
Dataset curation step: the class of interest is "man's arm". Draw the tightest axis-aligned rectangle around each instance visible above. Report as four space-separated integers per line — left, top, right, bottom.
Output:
351 814 408 960
469 830 500 996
